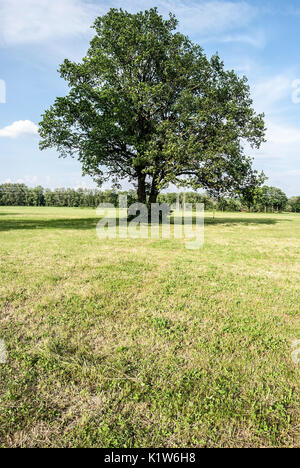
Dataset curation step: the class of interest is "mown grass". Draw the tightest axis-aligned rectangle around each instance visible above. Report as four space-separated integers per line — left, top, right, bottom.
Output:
0 206 299 448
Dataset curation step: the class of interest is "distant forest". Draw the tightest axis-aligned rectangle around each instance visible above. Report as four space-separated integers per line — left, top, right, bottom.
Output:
1 183 299 213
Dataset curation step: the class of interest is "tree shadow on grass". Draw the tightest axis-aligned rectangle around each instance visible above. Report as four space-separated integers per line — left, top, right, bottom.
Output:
203 216 281 226
0 215 288 231
0 212 23 216
0 218 99 231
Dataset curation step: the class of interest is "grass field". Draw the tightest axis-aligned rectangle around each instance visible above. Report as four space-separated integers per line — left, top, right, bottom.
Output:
0 206 299 448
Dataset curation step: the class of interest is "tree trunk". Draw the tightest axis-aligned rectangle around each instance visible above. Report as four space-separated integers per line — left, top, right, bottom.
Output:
149 192 158 204
149 178 159 205
137 172 146 204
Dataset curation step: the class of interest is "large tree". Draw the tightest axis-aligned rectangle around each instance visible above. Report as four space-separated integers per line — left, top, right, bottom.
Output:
39 8 266 204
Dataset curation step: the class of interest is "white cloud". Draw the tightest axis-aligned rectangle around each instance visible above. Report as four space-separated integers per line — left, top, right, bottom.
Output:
244 105 300 195
0 120 38 138
0 0 100 45
216 31 265 48
266 122 300 145
252 74 294 112
0 0 257 46
285 169 300 176
121 0 257 35
250 121 300 163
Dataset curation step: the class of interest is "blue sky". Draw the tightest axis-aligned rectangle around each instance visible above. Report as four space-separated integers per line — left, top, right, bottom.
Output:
1 0 300 195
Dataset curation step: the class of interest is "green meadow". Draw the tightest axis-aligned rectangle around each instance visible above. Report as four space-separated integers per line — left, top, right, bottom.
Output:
0 206 299 448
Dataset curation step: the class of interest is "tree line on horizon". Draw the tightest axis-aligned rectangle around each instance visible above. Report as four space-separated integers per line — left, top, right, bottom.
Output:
0 183 299 213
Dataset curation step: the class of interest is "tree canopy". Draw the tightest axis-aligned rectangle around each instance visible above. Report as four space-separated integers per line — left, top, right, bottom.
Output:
39 7 266 204
289 196 300 213
256 186 288 212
